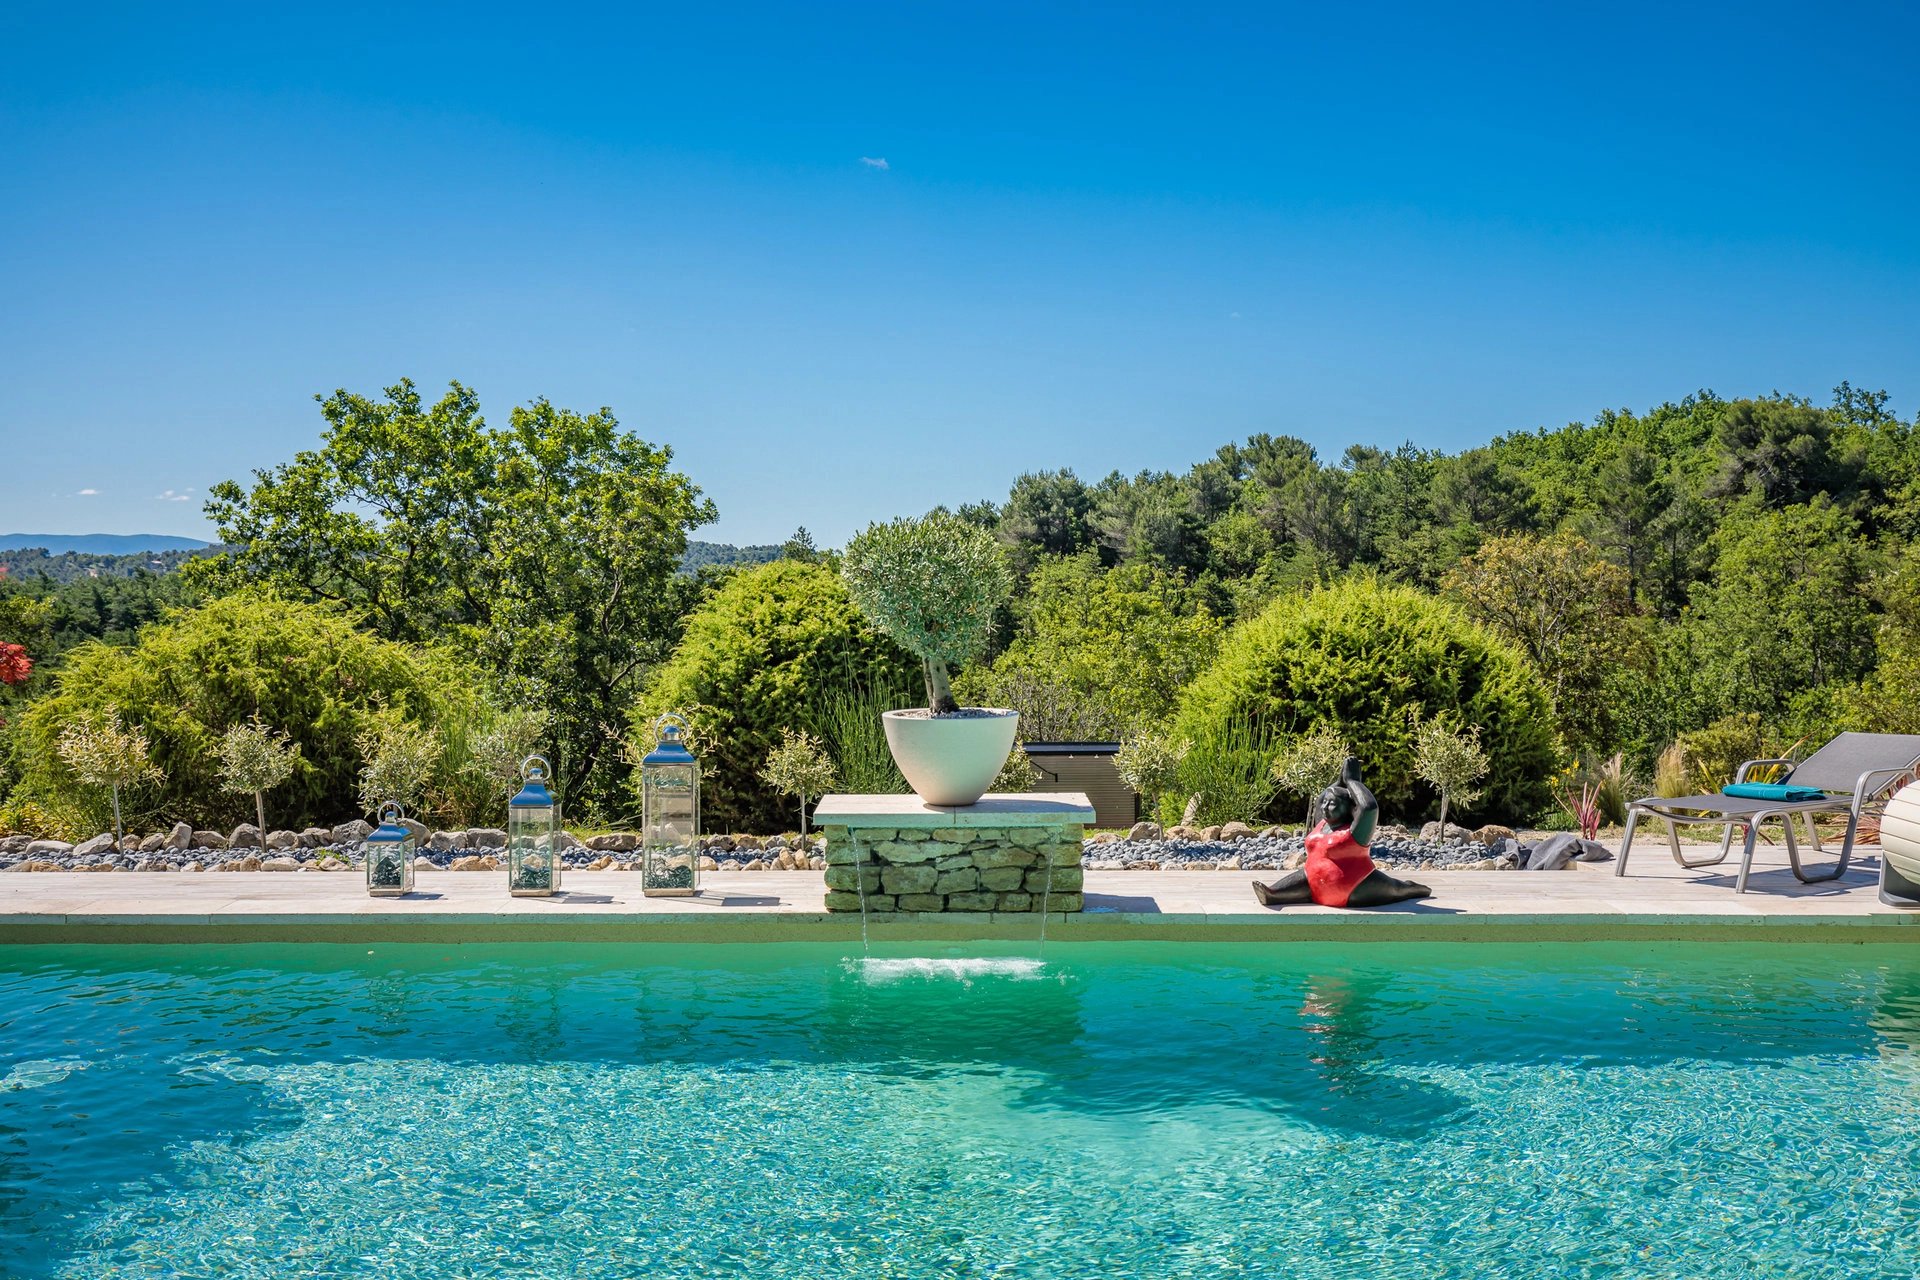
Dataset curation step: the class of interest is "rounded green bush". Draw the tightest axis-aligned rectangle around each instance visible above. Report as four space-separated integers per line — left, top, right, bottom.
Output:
8 591 480 834
636 560 918 832
1174 578 1560 822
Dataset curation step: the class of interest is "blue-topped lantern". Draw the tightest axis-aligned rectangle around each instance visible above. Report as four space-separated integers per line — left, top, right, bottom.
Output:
642 714 700 897
508 754 561 897
366 801 415 897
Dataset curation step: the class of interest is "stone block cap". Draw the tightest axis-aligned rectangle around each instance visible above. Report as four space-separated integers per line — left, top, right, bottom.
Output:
815 792 1095 828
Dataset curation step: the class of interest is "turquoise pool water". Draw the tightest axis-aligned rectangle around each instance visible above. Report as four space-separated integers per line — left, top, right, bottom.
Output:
3 941 1919 1278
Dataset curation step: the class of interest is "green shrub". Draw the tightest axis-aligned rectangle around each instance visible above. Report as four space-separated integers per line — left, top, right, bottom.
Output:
7 591 485 830
1116 732 1189 820
813 674 913 796
1173 577 1560 822
956 555 1222 739
431 704 550 828
1172 717 1277 826
636 560 918 832
1671 713 1776 792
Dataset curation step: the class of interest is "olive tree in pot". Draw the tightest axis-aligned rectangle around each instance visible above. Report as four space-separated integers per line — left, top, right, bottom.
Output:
842 512 1016 806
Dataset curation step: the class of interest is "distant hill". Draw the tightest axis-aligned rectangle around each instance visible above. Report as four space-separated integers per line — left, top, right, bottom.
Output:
0 533 214 555
680 540 783 573
0 547 213 583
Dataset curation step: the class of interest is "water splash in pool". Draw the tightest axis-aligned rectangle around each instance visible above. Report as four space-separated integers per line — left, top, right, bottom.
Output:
851 956 1048 984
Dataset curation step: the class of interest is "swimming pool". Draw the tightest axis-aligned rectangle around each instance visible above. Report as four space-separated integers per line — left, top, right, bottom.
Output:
3 941 1917 1278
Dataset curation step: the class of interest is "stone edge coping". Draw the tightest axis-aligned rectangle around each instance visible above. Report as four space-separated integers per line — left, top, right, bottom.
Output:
814 792 1096 828
3 910 1918 945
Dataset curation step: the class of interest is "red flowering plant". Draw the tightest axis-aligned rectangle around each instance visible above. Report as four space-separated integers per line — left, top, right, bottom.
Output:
0 643 31 688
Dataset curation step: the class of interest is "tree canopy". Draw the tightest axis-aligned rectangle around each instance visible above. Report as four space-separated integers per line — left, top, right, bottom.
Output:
195 379 714 811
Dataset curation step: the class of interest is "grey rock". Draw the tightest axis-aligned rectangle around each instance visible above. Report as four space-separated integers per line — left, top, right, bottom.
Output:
1127 820 1163 841
193 829 227 850
880 864 939 895
228 823 262 850
265 830 301 851
300 827 332 847
261 856 301 871
72 833 116 859
586 833 637 853
24 839 73 856
164 821 193 851
466 828 508 849
399 818 429 843
554 831 586 851
331 819 374 844
428 831 467 853
140 833 166 853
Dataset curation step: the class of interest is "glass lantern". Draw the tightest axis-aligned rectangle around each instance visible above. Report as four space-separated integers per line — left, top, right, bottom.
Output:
508 754 561 897
641 714 700 897
365 802 416 897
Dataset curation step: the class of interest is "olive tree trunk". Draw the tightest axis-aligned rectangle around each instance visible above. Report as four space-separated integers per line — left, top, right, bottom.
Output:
924 659 961 716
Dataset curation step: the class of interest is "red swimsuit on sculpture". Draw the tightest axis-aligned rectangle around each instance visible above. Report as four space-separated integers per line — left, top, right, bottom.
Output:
1302 820 1375 907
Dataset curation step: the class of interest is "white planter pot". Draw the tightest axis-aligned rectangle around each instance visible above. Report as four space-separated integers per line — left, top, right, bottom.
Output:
882 709 1019 807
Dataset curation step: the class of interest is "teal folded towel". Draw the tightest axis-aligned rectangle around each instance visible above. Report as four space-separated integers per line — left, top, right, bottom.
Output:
1722 782 1828 802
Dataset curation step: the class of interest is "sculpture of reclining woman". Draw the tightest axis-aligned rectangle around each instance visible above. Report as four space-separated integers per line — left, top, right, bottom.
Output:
1253 757 1431 908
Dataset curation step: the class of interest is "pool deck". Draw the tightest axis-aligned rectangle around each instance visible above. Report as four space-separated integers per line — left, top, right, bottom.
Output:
3 843 1917 943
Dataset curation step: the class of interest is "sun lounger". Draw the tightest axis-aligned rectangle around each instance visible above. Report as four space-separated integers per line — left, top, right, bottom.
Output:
1615 732 1920 893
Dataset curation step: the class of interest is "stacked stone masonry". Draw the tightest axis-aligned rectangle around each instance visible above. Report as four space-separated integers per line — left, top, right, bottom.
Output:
822 824 1085 913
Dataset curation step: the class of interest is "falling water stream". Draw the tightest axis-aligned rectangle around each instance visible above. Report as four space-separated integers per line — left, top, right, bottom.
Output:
851 830 872 957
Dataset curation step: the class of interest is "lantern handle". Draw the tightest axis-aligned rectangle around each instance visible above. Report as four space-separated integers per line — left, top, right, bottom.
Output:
653 713 690 743
521 754 551 782
377 800 405 825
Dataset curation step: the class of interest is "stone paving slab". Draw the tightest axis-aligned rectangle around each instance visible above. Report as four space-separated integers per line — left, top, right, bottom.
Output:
0 847 1914 943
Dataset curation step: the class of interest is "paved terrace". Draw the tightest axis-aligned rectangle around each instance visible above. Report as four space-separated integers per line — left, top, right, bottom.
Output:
2 844 1916 943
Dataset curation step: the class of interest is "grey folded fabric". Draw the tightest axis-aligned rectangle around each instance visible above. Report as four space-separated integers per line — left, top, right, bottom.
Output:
1524 833 1614 870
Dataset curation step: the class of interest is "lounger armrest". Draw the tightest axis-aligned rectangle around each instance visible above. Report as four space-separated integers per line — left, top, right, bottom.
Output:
1851 767 1916 815
1735 757 1797 784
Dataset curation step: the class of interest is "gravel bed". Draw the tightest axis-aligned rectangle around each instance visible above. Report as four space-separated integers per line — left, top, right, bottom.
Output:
0 829 1529 873
0 834 830 873
1082 833 1521 872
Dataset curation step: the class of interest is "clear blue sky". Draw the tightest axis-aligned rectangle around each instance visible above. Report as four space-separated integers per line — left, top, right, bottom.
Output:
4 2 1917 546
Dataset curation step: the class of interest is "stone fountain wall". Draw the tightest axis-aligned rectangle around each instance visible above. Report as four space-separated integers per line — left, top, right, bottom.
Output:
820 823 1085 913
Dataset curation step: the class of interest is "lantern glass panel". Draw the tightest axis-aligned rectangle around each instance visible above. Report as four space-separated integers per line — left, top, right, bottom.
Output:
508 756 561 897
643 765 699 896
366 803 416 897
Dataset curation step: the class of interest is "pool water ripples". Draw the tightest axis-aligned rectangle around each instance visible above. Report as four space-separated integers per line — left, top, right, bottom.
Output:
0 941 1917 1277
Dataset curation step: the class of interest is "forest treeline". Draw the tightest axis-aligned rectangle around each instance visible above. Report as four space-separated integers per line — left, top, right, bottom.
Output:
3 379 1916 834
